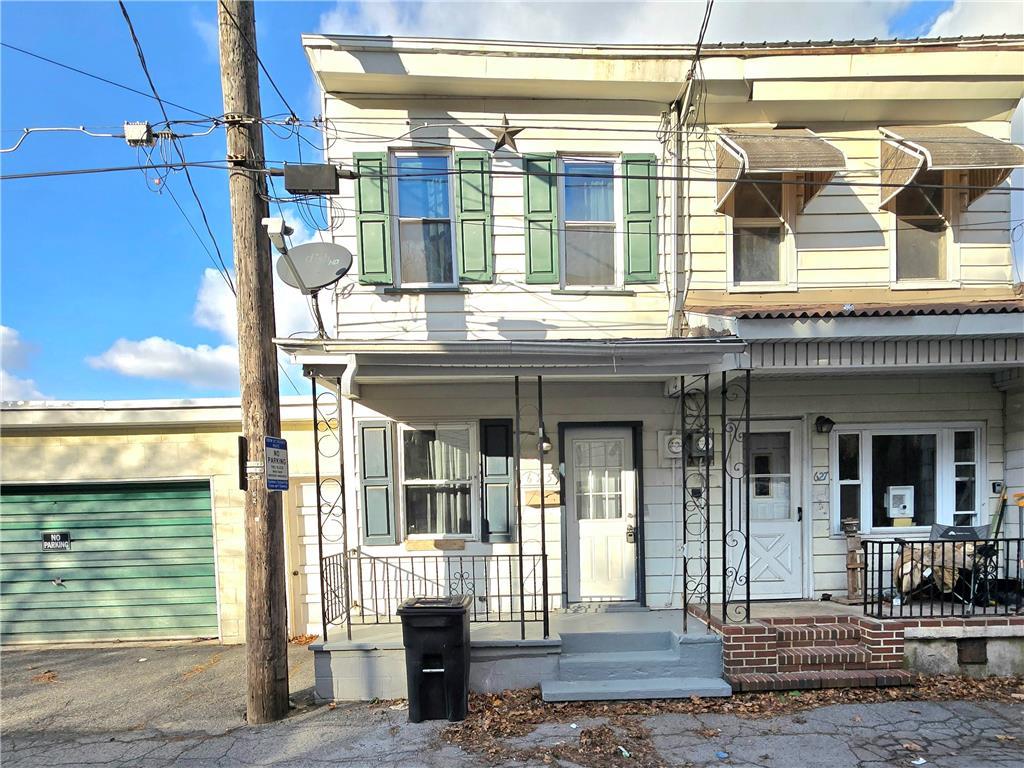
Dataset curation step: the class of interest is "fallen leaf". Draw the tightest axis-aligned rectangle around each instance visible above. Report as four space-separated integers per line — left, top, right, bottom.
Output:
995 735 1017 742
902 742 924 752
327 702 336 710
30 671 57 684
698 728 719 739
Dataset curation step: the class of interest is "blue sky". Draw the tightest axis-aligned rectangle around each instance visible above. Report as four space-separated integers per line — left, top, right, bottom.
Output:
0 1 1013 401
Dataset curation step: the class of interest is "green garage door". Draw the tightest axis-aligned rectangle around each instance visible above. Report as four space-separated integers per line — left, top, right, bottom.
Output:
0 481 218 643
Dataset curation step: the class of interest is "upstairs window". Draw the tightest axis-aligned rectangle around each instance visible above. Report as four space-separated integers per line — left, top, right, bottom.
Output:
393 153 456 286
563 160 617 286
731 175 786 285
894 169 947 281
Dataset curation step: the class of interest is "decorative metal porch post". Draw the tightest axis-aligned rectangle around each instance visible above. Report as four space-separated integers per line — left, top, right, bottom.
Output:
680 373 712 632
514 376 526 640
537 375 550 639
720 370 752 625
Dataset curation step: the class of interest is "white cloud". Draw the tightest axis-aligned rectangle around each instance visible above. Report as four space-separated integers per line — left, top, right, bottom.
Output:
191 11 219 59
1 326 46 400
90 218 331 392
927 0 1024 36
318 1 916 45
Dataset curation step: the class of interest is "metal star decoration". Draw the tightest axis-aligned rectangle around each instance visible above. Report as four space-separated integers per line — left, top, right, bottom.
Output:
490 114 524 153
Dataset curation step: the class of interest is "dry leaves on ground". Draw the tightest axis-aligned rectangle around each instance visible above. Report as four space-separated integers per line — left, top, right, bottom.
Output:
426 675 1024 768
30 670 57 684
289 634 319 646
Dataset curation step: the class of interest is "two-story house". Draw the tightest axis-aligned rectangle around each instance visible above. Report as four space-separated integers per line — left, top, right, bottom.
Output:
279 33 1024 701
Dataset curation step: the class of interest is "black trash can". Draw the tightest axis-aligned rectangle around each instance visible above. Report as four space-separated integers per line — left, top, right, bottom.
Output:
397 596 472 723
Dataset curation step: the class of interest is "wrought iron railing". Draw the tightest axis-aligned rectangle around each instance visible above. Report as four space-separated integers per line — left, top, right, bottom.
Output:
322 552 549 630
863 537 1023 619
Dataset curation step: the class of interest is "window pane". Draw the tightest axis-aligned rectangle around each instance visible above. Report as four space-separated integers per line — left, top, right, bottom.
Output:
896 219 946 280
955 479 975 513
405 487 471 535
734 226 781 283
396 156 450 218
954 431 975 463
870 434 937 527
565 225 615 286
894 170 944 217
734 175 782 218
840 485 860 527
565 162 614 221
399 221 453 283
838 434 859 481
402 428 470 481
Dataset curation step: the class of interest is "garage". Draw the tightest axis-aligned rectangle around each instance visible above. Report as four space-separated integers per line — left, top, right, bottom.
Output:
0 481 219 643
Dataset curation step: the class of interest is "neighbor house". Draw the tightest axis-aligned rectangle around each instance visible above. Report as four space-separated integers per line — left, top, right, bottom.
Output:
283 31 1024 699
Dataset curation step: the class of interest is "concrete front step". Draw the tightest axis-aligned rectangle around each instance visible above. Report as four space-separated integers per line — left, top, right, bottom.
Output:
777 643 871 671
558 645 722 681
774 623 861 648
728 669 917 693
541 676 733 702
558 631 676 654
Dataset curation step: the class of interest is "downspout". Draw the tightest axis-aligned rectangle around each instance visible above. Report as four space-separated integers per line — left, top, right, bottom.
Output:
666 77 695 337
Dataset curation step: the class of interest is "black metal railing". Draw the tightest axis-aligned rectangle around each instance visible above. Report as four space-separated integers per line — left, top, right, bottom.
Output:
323 552 549 627
863 537 1023 619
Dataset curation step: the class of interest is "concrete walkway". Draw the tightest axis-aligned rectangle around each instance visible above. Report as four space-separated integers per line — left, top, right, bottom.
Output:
2 643 1022 767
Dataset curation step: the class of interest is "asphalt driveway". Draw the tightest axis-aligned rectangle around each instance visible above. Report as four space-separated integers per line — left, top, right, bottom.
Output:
2 643 1023 767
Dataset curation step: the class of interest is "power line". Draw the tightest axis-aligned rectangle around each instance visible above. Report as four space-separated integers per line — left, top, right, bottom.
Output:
117 0 235 294
217 0 298 121
0 160 232 181
0 41 215 120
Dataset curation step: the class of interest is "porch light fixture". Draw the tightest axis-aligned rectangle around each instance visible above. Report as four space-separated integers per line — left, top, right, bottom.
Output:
815 416 836 434
537 423 552 454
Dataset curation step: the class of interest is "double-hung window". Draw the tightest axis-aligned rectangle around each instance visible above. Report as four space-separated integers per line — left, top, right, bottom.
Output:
831 424 982 534
399 424 475 537
393 152 456 286
730 174 788 286
561 159 619 287
893 169 948 282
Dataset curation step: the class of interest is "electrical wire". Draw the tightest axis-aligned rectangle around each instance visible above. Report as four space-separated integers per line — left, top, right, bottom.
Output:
117 0 235 295
0 160 232 181
0 41 216 120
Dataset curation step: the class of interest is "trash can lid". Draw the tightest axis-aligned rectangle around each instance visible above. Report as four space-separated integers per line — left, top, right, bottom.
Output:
397 596 472 614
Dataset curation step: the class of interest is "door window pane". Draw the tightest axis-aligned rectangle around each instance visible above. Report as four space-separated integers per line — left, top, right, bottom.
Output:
565 162 614 221
399 221 453 284
734 226 782 283
565 225 615 285
396 156 450 218
870 434 936 527
749 432 791 521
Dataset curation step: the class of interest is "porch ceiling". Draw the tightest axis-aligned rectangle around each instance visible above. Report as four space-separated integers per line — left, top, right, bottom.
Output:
276 337 747 395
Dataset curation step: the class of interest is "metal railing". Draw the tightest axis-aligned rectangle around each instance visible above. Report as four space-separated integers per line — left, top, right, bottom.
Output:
863 537 1023 619
323 552 549 628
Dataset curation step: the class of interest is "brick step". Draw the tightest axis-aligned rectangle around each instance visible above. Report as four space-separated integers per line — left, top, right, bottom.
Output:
777 643 871 671
774 623 861 648
728 669 917 693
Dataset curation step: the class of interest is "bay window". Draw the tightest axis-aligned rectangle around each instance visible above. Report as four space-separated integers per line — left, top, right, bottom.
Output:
831 424 983 534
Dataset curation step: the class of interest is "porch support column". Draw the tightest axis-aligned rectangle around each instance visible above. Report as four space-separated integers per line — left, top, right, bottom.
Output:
336 376 352 642
537 376 550 639
514 376 526 640
311 377 328 642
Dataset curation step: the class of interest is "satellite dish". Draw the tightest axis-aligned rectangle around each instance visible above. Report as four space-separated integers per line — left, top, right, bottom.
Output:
276 242 353 295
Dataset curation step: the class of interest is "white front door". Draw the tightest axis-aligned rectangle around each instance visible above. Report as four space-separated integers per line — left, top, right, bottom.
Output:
747 430 803 598
565 427 637 602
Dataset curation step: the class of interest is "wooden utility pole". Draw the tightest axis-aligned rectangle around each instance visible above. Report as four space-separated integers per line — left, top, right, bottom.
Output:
217 0 289 724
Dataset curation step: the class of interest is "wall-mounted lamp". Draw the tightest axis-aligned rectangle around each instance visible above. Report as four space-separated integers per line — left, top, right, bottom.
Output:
538 423 552 455
815 416 836 434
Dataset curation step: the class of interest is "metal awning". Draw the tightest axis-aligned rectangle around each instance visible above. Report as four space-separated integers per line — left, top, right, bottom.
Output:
715 128 846 213
276 337 747 398
879 125 1024 210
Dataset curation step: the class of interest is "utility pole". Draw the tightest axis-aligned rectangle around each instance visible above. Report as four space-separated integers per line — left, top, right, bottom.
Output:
217 0 289 724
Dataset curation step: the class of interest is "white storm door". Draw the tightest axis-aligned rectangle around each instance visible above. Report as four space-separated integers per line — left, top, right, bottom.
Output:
565 428 637 602
747 430 803 598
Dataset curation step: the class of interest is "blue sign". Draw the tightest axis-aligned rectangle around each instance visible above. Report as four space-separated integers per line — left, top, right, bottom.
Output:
265 436 289 491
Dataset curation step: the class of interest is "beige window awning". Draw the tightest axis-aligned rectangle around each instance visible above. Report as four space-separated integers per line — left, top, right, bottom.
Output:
715 128 846 214
879 125 1024 211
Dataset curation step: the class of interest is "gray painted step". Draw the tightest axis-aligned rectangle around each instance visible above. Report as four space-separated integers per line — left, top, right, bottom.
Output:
558 643 724 681
559 631 675 653
541 676 733 702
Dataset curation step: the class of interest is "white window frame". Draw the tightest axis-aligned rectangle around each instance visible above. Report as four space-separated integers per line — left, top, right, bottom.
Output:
397 421 479 540
389 148 459 289
557 154 624 290
725 175 797 293
829 422 985 536
888 168 961 290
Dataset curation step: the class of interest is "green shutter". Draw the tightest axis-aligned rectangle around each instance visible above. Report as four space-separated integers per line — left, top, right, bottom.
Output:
0 482 217 643
358 421 397 545
523 153 559 284
479 419 515 543
354 152 393 285
454 151 494 283
622 153 659 284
